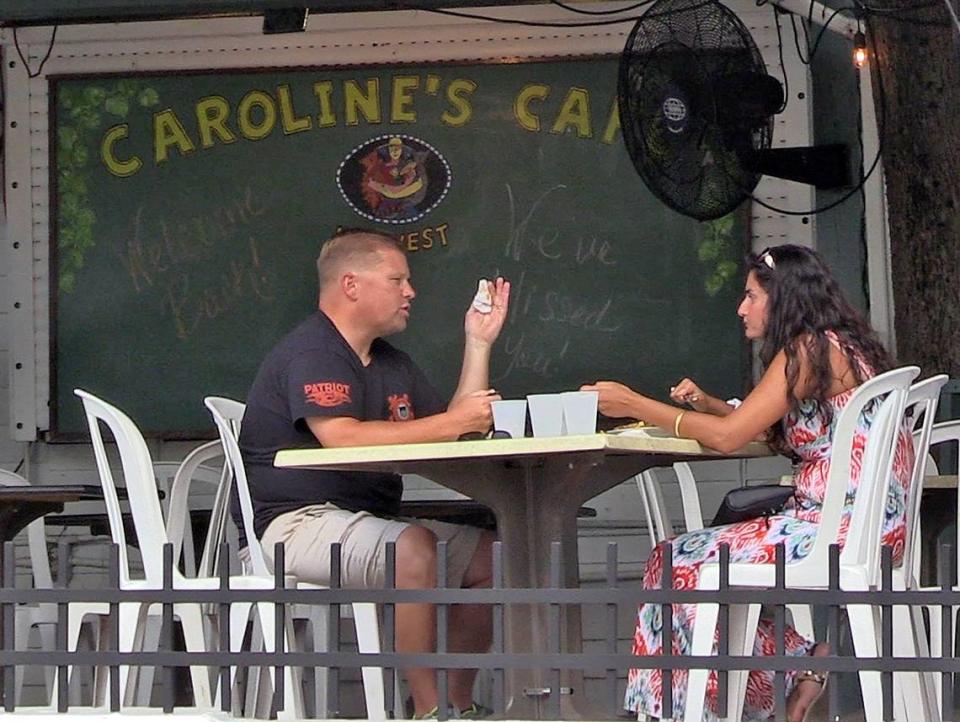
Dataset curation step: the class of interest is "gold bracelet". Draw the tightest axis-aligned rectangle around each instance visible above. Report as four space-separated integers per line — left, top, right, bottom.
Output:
673 411 686 438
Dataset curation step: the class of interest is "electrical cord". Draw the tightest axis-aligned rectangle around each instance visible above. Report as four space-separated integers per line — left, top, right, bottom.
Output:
427 6 643 26
943 0 960 32
856 59 871 310
790 13 812 64
430 0 943 32
805 6 858 60
428 0 884 219
771 6 792 112
747 13 886 216
12 25 57 79
547 0 656 15
428 0 738 27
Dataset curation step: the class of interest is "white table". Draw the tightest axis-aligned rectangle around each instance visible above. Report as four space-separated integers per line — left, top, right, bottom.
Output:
276 431 771 718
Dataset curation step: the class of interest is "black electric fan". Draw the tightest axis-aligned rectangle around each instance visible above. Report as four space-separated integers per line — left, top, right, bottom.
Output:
618 0 850 220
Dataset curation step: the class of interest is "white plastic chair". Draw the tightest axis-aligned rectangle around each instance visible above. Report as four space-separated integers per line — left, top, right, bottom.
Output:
74 388 302 714
0 468 108 707
128 440 235 706
164 440 234 579
681 365 920 722
1 468 60 705
154 445 230 579
911 416 960 705
884 374 949 721
204 396 389 720
0 468 57 705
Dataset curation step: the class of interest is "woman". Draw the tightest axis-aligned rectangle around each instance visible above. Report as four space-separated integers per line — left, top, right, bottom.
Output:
582 245 913 722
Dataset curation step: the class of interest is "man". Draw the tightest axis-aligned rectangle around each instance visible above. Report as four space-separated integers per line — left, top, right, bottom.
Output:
239 227 510 718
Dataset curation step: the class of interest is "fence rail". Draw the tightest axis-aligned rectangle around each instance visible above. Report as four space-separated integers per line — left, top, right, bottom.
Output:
0 540 956 721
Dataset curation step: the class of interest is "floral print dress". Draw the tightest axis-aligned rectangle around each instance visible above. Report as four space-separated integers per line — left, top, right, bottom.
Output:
624 343 914 721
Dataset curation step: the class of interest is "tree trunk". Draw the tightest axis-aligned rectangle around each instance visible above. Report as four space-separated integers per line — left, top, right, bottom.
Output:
868 5 960 376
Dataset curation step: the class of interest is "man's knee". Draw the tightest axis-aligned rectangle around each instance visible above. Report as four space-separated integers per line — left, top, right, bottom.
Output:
395 524 439 588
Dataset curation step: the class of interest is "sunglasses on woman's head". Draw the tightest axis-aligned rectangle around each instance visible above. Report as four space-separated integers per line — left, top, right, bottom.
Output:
758 248 776 270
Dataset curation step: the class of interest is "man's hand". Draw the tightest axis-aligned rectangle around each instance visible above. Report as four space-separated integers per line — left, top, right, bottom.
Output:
447 388 500 435
464 277 511 346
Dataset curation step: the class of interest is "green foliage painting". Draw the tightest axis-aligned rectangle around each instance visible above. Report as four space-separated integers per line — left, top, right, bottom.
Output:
699 213 740 296
56 80 159 293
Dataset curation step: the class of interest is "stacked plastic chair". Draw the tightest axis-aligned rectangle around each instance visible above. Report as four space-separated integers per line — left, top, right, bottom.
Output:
205 396 390 720
75 389 303 713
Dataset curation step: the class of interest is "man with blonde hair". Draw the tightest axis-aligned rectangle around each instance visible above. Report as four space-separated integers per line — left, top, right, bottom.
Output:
240 227 510 718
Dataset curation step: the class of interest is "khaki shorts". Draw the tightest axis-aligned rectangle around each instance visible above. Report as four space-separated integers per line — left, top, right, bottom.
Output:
260 503 484 589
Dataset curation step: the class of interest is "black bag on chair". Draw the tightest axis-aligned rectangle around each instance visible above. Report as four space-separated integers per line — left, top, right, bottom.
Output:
710 484 796 527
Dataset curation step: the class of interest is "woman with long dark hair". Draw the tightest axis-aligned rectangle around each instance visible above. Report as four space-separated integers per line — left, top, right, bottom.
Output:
583 245 913 722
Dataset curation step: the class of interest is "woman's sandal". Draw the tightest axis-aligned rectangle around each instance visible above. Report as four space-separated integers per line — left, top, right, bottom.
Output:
786 669 828 722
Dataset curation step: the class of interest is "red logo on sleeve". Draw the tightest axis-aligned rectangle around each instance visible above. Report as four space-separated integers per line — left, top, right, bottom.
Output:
304 382 352 407
387 393 414 421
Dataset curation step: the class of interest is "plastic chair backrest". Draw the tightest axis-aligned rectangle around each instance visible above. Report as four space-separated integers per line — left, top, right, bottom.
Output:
636 471 671 549
918 420 960 582
899 376 950 582
674 462 705 533
204 397 271 578
813 365 918 570
837 381 904 575
164 440 231 578
0 469 53 589
637 462 704 550
75 388 173 586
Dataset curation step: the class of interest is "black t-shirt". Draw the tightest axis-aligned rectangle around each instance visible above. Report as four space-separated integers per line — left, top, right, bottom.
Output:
238 311 445 541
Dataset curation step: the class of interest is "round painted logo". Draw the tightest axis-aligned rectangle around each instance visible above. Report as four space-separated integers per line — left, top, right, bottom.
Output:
336 134 451 224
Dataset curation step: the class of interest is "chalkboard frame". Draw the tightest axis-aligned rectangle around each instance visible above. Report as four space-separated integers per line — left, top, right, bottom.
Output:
47 55 752 440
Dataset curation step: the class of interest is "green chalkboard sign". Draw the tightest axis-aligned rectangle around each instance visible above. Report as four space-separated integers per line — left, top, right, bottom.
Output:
51 57 749 438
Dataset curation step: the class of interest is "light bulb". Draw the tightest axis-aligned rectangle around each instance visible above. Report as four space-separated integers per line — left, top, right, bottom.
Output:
853 31 868 68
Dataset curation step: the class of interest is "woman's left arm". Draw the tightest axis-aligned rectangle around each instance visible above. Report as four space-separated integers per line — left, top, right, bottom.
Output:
582 351 795 453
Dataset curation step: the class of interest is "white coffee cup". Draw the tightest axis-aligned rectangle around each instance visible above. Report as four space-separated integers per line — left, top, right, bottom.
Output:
491 399 527 439
560 390 599 435
526 393 565 437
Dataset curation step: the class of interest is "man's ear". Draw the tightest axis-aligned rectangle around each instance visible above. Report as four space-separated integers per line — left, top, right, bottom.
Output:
342 272 360 301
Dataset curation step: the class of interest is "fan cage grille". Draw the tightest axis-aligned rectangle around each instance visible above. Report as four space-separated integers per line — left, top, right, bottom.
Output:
618 0 775 220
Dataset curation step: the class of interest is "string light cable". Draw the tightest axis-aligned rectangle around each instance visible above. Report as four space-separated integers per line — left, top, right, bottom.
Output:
855 0 951 26
428 0 735 27
771 5 791 111
547 0 656 15
790 12 813 64
427 6 645 27
12 25 58 79
944 0 960 33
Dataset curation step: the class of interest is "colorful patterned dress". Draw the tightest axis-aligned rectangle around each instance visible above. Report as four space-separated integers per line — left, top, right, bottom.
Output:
624 344 914 721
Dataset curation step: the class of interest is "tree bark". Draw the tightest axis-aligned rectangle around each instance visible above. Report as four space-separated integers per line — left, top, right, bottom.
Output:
868 4 960 376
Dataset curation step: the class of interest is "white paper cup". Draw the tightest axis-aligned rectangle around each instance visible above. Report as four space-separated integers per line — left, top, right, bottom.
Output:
560 390 599 435
491 399 527 439
526 393 565 437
